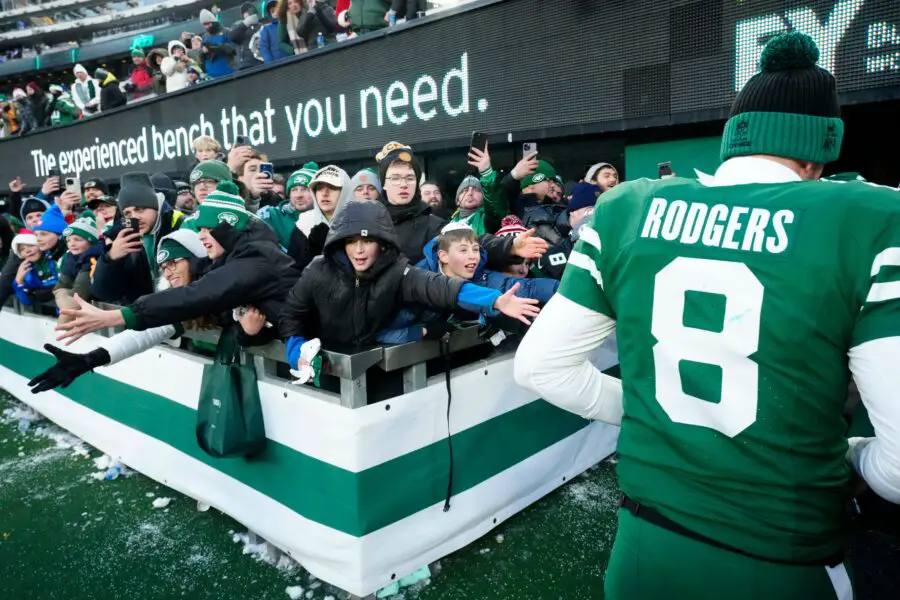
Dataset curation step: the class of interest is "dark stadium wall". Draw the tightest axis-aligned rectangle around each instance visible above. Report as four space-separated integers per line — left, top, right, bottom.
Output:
0 0 897 185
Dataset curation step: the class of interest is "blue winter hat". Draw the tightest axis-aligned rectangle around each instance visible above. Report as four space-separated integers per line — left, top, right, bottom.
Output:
33 204 68 235
567 183 601 214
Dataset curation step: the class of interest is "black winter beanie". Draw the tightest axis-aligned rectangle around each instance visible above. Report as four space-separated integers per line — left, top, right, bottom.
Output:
721 32 843 164
377 147 423 207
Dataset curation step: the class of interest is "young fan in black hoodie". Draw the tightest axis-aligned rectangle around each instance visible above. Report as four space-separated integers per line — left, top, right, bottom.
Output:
280 200 540 366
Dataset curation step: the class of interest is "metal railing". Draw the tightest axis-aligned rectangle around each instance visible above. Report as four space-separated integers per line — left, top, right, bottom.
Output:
10 298 507 409
177 325 496 409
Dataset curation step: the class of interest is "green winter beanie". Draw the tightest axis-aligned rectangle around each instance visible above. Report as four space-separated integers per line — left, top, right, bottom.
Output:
63 210 99 245
285 161 319 196
192 182 252 230
189 160 232 187
721 32 843 164
132 49 145 58
156 230 206 265
521 160 557 190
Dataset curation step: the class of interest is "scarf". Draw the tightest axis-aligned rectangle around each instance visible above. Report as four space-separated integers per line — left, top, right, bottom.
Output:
381 200 425 225
286 11 308 54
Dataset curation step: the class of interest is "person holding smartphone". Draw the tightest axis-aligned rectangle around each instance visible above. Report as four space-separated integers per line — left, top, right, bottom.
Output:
235 151 278 213
90 172 185 304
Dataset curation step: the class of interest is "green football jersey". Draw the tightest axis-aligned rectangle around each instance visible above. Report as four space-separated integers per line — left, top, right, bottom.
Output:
560 175 900 563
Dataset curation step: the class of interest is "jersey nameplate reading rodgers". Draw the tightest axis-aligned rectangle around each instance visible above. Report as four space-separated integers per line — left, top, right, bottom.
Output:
559 175 900 563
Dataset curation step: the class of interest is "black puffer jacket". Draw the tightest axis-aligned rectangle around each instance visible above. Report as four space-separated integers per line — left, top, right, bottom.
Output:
379 196 517 269
91 198 185 303
379 199 446 263
122 219 299 337
279 201 464 352
522 203 570 246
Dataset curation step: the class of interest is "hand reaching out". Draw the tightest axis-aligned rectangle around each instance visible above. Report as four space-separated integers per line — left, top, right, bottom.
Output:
493 283 540 325
9 177 25 193
27 344 111 393
512 228 549 259
55 294 126 346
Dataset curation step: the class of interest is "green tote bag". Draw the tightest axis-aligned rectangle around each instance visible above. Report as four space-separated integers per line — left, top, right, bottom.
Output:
195 326 267 458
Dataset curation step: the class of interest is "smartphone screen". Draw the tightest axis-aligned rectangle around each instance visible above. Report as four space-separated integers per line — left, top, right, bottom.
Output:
259 162 274 179
658 161 673 178
523 142 538 155
470 131 488 151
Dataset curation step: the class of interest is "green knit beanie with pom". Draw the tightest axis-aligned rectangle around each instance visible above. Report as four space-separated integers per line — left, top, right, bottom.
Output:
63 209 99 245
721 31 843 164
285 161 319 196
192 181 253 230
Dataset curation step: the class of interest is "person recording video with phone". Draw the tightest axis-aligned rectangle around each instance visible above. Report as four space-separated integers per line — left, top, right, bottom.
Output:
235 150 279 212
91 172 185 304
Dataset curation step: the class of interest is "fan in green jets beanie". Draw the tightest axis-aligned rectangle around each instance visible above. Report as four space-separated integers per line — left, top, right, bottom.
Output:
259 161 318 249
285 162 319 197
192 182 253 230
721 31 843 164
520 160 558 190
63 210 100 245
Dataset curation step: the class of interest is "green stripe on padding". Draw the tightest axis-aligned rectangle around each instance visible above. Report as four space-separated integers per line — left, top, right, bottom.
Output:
0 337 590 537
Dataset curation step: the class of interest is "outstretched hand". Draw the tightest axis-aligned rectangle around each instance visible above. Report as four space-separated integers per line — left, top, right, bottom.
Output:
55 294 125 346
27 344 111 393
493 283 540 325
512 228 549 259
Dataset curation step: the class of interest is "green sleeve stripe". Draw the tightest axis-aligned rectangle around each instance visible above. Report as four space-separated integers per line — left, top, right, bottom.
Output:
559 263 614 317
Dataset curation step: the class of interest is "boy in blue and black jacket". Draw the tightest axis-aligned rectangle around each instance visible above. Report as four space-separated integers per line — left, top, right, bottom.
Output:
10 207 68 305
377 222 558 344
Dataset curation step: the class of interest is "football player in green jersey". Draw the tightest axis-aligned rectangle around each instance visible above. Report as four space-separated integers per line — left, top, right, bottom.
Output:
515 32 900 600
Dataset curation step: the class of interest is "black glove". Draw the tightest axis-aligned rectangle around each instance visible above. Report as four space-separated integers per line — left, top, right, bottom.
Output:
308 222 330 257
28 344 111 394
210 222 242 254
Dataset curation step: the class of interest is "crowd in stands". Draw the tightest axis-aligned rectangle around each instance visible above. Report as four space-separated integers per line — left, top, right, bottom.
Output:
0 129 620 394
0 0 449 138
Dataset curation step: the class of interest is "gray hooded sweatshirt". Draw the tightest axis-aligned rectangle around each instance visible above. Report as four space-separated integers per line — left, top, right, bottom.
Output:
295 165 353 236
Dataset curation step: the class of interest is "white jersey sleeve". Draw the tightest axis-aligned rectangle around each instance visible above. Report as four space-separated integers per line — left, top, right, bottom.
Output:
514 294 623 425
